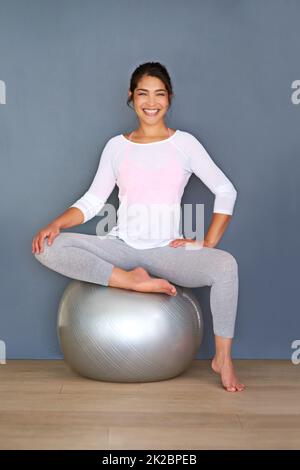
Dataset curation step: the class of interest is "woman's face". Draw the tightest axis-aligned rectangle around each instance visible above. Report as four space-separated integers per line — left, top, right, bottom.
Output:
129 75 170 126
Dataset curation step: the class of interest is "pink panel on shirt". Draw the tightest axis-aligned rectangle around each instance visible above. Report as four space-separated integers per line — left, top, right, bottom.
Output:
117 145 185 204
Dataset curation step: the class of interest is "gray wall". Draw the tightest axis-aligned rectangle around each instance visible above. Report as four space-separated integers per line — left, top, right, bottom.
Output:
0 0 299 359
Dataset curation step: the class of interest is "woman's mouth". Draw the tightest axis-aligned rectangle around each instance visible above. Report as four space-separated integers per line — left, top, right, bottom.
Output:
143 109 160 116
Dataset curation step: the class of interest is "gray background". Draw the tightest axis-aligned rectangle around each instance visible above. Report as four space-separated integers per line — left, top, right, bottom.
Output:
0 0 299 359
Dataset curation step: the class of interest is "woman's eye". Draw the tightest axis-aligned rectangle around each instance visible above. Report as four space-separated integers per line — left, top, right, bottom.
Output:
138 93 166 96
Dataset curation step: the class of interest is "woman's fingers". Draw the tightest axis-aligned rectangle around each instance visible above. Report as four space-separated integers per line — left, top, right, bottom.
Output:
40 232 49 252
33 227 60 253
169 238 205 249
47 231 57 246
37 235 43 253
169 238 189 248
32 224 59 254
33 236 39 254
36 232 45 253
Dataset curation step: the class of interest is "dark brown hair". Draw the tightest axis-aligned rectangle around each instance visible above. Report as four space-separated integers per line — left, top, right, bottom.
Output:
127 62 174 109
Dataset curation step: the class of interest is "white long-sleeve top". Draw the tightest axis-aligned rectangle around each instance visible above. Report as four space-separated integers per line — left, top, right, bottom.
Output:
69 130 237 249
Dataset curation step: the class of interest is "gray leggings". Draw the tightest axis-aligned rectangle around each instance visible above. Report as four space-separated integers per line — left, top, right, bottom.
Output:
34 232 239 338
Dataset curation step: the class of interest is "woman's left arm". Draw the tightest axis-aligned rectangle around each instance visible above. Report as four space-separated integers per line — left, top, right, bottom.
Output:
204 213 232 248
186 132 238 247
169 133 237 249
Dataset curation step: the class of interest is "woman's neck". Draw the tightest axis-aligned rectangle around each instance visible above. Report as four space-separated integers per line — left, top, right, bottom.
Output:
133 125 170 139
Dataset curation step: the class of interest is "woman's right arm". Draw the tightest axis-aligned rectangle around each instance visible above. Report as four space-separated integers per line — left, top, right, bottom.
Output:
32 136 117 254
54 206 85 229
32 207 84 254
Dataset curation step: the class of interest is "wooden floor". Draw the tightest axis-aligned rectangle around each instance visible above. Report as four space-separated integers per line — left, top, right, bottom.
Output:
0 360 299 450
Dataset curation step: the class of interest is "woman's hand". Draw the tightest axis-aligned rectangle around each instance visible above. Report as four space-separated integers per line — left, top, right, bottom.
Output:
32 223 61 254
169 238 204 249
168 238 214 249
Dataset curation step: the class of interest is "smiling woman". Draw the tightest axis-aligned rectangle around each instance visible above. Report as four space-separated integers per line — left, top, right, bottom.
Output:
125 62 174 142
33 61 245 392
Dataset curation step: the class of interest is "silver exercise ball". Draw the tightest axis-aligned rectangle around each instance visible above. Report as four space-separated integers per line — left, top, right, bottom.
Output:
57 280 204 383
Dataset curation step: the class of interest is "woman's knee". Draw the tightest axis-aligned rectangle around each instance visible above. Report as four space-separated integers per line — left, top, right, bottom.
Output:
33 232 70 265
34 243 53 267
215 249 238 276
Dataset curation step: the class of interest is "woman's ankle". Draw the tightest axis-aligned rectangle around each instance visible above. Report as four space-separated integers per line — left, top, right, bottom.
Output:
108 266 132 289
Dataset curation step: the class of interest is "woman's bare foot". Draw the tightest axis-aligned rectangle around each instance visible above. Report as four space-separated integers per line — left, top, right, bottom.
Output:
109 266 177 296
211 356 245 392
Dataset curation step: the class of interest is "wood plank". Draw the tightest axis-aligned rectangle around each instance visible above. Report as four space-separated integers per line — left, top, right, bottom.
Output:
0 360 299 449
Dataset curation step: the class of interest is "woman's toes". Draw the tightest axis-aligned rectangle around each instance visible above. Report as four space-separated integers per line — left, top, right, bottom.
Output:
225 385 236 392
225 382 245 392
168 289 177 296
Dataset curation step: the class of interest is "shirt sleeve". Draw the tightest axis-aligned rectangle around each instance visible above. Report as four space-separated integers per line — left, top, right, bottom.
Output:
69 138 117 223
184 133 237 215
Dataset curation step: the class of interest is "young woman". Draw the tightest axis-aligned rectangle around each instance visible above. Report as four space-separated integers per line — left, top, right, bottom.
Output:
32 62 245 392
